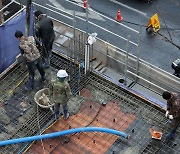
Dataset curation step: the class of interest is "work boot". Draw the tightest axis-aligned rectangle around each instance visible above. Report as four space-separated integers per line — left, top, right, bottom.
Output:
43 57 50 68
166 129 176 139
24 85 33 91
24 77 34 91
63 110 69 120
55 111 60 120
43 63 50 68
40 75 47 83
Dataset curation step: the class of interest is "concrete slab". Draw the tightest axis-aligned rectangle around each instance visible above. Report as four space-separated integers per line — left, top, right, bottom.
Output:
101 67 134 87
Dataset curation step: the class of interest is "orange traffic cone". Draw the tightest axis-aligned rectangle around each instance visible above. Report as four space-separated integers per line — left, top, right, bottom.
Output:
84 0 87 9
115 9 123 22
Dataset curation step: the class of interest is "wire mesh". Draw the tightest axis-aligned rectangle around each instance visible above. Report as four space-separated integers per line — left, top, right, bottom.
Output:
0 48 179 154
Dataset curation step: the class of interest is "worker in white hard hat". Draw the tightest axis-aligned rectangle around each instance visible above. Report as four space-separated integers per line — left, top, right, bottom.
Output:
49 69 72 120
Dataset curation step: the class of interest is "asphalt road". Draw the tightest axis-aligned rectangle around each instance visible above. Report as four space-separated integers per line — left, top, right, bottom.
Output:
25 0 180 74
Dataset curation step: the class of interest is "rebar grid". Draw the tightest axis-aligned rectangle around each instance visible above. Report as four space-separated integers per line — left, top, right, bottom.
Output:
0 65 28 102
85 73 180 154
26 72 179 154
0 53 179 153
0 53 87 153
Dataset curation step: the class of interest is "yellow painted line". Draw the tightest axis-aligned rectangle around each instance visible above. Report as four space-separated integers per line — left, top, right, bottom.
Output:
0 73 28 103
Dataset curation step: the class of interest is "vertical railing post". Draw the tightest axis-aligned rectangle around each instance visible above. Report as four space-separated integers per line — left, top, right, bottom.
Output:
124 35 131 86
85 43 90 74
85 1 89 74
73 10 76 58
85 0 89 40
135 26 141 83
26 0 32 36
0 0 4 25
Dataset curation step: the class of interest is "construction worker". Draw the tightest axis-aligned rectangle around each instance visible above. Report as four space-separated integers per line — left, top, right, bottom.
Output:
15 31 46 90
49 69 72 120
162 91 180 139
34 10 55 68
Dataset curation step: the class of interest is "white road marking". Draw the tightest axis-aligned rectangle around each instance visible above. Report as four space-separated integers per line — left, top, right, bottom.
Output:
47 0 138 46
49 0 64 10
49 0 105 21
89 8 139 33
110 0 147 16
65 0 139 33
88 20 138 46
73 0 83 3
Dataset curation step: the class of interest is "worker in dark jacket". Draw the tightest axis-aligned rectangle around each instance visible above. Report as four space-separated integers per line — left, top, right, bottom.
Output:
162 91 180 139
34 10 55 68
15 31 46 90
49 70 72 120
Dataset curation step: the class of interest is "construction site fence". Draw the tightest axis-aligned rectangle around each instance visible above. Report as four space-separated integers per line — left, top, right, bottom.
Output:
0 1 34 74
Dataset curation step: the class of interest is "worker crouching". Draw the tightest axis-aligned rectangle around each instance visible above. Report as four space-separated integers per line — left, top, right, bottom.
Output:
162 91 180 139
49 70 72 120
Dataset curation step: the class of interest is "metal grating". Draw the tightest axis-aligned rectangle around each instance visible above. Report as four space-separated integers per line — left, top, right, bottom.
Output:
0 53 179 154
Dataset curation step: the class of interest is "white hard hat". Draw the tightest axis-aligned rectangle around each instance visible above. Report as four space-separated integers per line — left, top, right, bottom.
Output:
57 70 68 78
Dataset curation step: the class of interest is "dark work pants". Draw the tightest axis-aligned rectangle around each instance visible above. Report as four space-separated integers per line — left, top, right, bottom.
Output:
26 58 45 88
43 41 53 57
171 117 180 130
42 36 54 56
54 102 68 115
42 37 55 66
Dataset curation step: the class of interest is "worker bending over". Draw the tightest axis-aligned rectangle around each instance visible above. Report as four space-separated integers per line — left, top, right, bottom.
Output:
34 10 55 68
49 70 72 120
162 91 180 139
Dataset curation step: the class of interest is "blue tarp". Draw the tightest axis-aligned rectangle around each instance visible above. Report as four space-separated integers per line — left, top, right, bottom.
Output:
0 7 34 73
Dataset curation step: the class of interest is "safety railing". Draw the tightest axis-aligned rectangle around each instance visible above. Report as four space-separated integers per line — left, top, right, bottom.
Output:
0 1 25 26
32 1 180 95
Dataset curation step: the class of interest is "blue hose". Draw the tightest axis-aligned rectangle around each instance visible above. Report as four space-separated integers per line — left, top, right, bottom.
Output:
0 127 128 146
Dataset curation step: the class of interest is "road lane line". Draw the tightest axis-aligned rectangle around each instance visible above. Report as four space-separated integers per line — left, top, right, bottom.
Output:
89 8 139 34
110 0 147 16
49 0 105 21
33 2 73 20
65 0 139 34
46 3 138 46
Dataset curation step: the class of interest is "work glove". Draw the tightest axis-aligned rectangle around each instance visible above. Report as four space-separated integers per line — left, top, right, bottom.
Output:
168 115 173 120
165 110 169 118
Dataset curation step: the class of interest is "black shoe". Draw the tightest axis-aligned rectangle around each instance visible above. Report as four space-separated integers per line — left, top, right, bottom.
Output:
43 63 50 68
64 113 69 120
55 111 60 120
24 85 33 91
40 76 47 83
24 82 33 91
